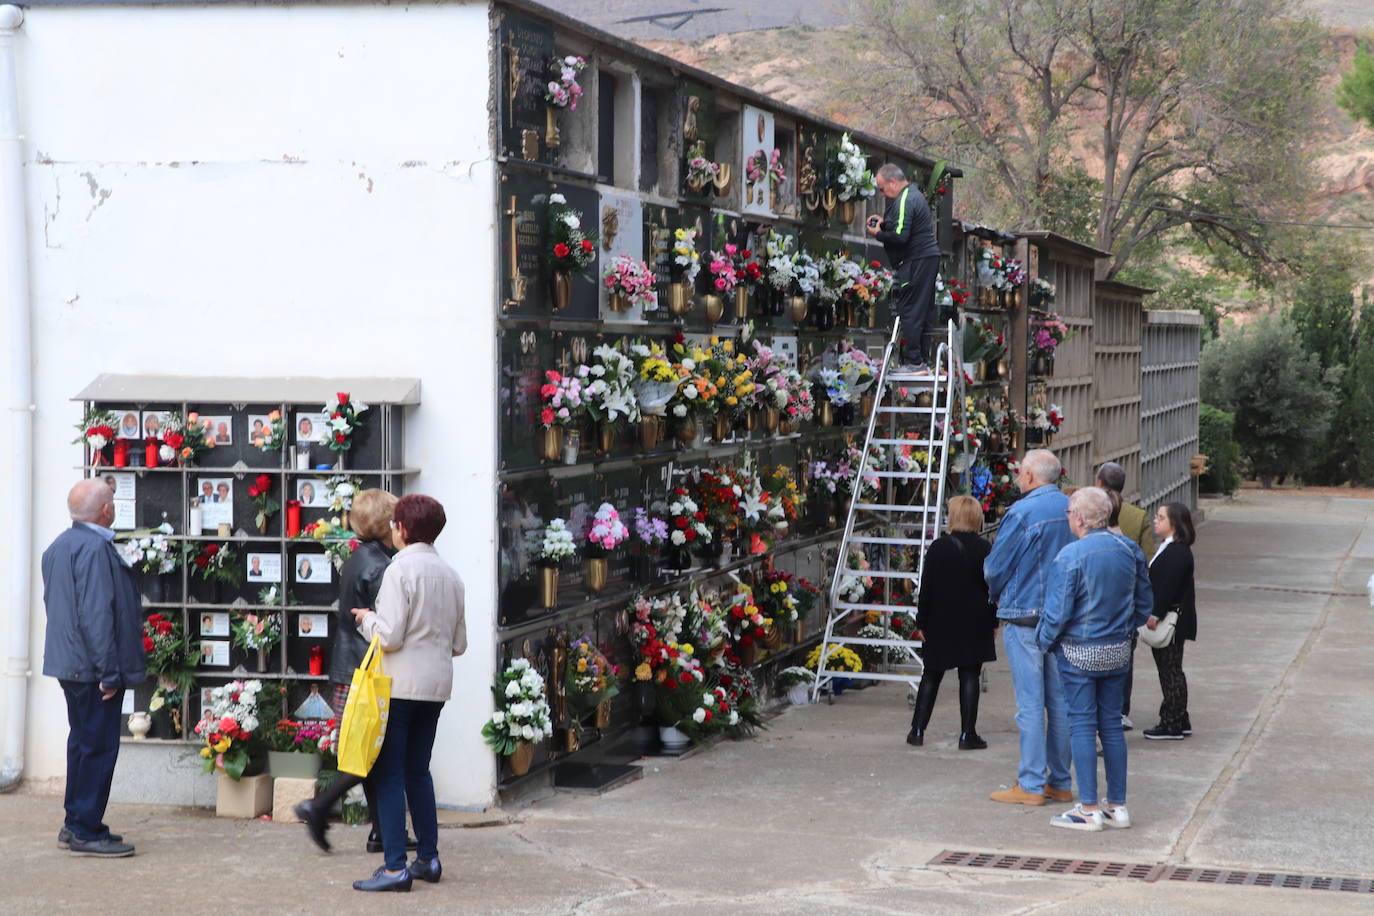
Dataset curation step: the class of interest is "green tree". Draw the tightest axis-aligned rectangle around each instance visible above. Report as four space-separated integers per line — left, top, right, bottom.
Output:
1198 403 1240 494
1336 42 1374 129
849 0 1328 277
1199 315 1339 487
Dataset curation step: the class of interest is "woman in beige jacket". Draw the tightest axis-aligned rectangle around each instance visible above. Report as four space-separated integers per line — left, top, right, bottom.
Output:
349 494 466 893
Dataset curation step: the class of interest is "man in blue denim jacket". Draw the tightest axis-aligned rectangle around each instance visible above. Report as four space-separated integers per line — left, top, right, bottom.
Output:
984 450 1075 806
1035 487 1153 831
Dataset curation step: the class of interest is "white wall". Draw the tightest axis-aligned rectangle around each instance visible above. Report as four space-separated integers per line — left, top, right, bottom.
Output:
0 1 500 807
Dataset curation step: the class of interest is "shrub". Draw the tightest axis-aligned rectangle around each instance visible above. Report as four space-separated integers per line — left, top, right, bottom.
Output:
1198 403 1240 495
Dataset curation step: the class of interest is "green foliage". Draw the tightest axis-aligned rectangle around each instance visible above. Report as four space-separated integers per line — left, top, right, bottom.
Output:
1198 404 1241 494
1336 42 1374 129
1199 315 1339 485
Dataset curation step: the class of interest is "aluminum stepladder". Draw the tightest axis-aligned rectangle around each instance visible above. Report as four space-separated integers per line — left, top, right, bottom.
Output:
810 319 958 702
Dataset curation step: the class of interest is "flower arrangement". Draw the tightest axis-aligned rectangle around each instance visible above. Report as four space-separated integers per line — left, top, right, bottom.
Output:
808 339 878 406
975 245 1004 287
895 433 930 482
321 392 368 453
252 410 286 450
805 642 863 673
602 255 658 310
1026 403 1065 434
118 524 179 575
539 367 589 428
629 340 681 418
301 517 359 569
194 679 264 780
731 245 764 291
267 718 336 754
581 503 629 557
937 274 969 308
1031 276 1057 307
984 454 1021 510
564 637 620 716
142 612 197 692
834 133 876 201
1032 314 1071 355
231 611 282 654
755 570 801 626
668 338 720 421
1001 257 1027 289
852 260 896 305
763 464 805 528
482 658 554 755
632 506 669 548
665 487 711 550
160 411 214 464
187 542 239 585
961 316 999 365
256 585 298 607
707 245 741 294
837 548 874 603
684 140 720 189
777 666 815 687
585 344 640 427
247 473 279 532
709 338 756 419
537 518 577 567
792 250 820 297
763 231 798 292
817 250 860 303
746 148 786 189
671 226 702 285
73 407 117 452
545 55 586 109
548 193 597 275
324 475 361 515
693 467 744 541
747 340 814 422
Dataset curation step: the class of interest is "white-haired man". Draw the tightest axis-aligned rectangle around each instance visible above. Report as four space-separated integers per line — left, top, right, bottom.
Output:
1036 487 1153 831
984 450 1075 806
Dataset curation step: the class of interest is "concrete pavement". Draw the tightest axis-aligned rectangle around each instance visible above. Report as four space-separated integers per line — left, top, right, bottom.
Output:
2 489 1372 914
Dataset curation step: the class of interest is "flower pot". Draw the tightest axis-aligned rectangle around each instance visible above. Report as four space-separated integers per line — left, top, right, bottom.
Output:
764 406 780 434
786 683 810 706
818 402 834 427
975 362 989 382
713 414 732 443
674 416 698 449
508 740 534 776
255 645 271 674
540 566 560 610
608 291 631 313
995 359 1008 379
639 415 663 450
268 750 322 780
667 281 691 316
837 300 853 329
760 623 782 651
788 295 809 324
744 408 757 433
733 287 751 321
658 725 690 753
539 425 564 462
779 418 800 435
703 293 725 324
598 422 617 455
583 557 608 595
215 772 273 818
835 403 855 427
595 699 612 729
814 303 835 331
551 270 572 312
127 711 152 740
737 640 757 667
562 429 581 465
768 289 786 316
840 199 856 224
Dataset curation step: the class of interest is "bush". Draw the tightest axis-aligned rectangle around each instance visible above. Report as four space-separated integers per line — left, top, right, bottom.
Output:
1198 403 1240 494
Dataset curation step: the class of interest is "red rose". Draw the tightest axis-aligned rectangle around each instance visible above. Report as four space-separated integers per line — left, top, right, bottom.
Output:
256 474 272 490
684 530 697 542
741 250 752 258
703 709 713 723
663 678 677 690
147 613 164 624
938 186 947 195
553 242 571 258
248 485 260 498
719 674 733 687
335 432 345 443
205 544 220 556
675 516 689 529
580 239 593 252
142 637 154 653
674 333 686 345
163 432 184 449
157 621 173 636
540 407 554 425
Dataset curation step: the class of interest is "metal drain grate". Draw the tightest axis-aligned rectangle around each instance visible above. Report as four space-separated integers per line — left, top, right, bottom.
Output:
929 851 1374 894
1243 585 1364 598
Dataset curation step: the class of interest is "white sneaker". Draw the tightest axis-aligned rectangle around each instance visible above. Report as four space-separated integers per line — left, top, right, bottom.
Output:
1050 804 1104 832
1101 805 1131 829
1121 715 1134 730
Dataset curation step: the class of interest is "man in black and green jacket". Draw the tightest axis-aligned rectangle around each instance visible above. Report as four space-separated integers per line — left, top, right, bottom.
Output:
867 163 942 371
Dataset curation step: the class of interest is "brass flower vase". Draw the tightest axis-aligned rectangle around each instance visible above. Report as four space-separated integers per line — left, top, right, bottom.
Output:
639 415 663 450
779 417 800 435
539 566 560 609
733 287 751 321
760 623 782 651
667 282 691 316
508 740 534 777
713 413 732 443
608 291 631 313
915 391 934 409
703 293 725 324
840 199 856 225
598 422 616 454
818 402 835 427
788 295 809 324
764 406 780 433
552 270 572 312
539 426 565 462
860 393 875 418
564 728 581 753
675 416 698 449
545 106 561 149
584 557 608 595
595 699 612 729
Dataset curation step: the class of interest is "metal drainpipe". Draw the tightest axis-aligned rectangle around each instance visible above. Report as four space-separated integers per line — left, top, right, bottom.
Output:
0 3 32 793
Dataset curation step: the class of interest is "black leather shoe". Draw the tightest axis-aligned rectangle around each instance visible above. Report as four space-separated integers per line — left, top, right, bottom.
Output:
67 837 135 858
905 728 924 747
407 857 442 884
353 866 412 892
294 802 331 853
367 831 419 854
959 732 988 750
57 827 122 849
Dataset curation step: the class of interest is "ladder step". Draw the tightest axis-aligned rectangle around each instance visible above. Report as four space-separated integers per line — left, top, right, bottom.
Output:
825 636 924 648
886 372 949 382
875 405 940 413
816 671 926 684
868 469 942 479
846 535 934 546
870 438 939 447
833 601 921 613
856 503 939 513
838 568 917 579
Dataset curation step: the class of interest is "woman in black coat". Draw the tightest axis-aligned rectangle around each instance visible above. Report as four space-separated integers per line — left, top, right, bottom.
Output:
908 495 996 750
295 489 398 851
1143 502 1197 741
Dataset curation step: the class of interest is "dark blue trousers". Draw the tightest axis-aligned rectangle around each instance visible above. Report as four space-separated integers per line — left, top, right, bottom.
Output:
370 698 443 871
60 680 124 842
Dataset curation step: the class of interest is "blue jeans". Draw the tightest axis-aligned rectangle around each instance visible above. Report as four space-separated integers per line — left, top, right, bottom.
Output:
1002 624 1071 795
61 680 124 842
370 698 444 871
1056 655 1128 806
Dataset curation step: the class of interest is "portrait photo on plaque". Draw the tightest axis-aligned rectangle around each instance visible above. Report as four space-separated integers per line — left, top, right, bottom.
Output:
294 554 331 585
294 412 329 443
114 408 142 441
194 414 234 446
247 414 274 443
195 478 234 530
296 613 329 638
140 410 170 439
100 472 136 500
199 641 230 667
246 552 282 583
199 612 230 637
296 478 329 508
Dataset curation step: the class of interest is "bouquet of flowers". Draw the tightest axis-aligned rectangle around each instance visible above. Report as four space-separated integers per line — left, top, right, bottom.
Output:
157 411 210 465
582 503 629 558
778 666 815 687
194 679 265 779
537 518 577 567
707 245 741 294
805 642 863 674
809 339 878 406
668 338 721 421
321 392 368 453
252 410 286 450
548 193 597 276
1026 403 1065 434
747 340 815 423
632 506 669 549
602 255 658 310
301 517 360 569
722 588 767 649
118 523 179 575
630 592 688 661
482 658 553 755
1031 276 1057 307
793 250 820 297
684 140 720 188
693 467 744 542
756 570 802 626
247 473 279 532
324 475 361 515
539 367 589 429
836 548 874 603
730 246 764 291
937 274 969 308
895 433 930 483
73 407 117 452
267 718 336 754
629 340 681 419
564 636 620 716
708 338 755 421
665 487 711 550
763 232 798 293
231 611 282 655
671 226 702 285
975 245 1005 288
585 344 641 427
1032 313 1071 355
1001 257 1027 289
747 148 786 189
817 250 860 304
142 612 197 691
187 542 239 584
545 55 586 109
985 454 1021 510
763 464 805 529
834 133 876 201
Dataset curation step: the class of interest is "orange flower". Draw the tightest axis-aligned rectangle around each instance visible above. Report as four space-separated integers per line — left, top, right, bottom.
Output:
268 409 282 421
180 446 192 458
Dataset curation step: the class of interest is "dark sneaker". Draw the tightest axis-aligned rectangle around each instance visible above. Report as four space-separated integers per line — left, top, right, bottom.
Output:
1143 726 1184 740
67 837 135 858
958 732 988 750
1121 715 1134 731
352 866 412 893
407 857 442 884
905 728 924 747
57 827 121 849
1181 716 1192 736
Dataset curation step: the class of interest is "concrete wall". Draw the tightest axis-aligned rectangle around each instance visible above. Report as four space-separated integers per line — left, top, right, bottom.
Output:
0 1 501 808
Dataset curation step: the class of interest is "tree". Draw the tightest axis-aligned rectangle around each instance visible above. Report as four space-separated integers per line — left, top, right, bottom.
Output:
1199 315 1339 487
1336 41 1374 129
1198 404 1240 494
849 0 1329 277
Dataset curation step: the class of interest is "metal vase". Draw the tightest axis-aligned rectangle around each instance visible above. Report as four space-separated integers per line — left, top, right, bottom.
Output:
595 699 612 729
583 557 608 595
608 291 631 313
539 566 560 609
733 286 751 320
674 416 698 449
539 426 565 462
703 293 725 324
639 415 663 450
508 741 534 776
551 270 572 312
860 393 875 418
667 281 691 316
840 199 856 225
598 422 616 454
764 406 780 433
818 401 834 427
779 418 800 435
713 413 732 443
788 295 809 324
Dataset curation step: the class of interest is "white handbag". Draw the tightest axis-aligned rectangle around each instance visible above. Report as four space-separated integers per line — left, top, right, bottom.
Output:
1138 610 1178 649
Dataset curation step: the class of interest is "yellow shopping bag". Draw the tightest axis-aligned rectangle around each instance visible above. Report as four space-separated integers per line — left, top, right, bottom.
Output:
337 636 391 777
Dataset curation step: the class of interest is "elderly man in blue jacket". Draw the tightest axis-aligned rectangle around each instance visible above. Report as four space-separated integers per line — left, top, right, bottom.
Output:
983 450 1075 806
42 479 145 857
1036 487 1153 832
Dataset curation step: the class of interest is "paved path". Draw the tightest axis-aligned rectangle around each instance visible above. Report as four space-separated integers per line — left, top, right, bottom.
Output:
3 491 1372 913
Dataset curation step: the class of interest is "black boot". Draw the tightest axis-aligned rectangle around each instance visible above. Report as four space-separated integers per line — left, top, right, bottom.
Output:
907 670 941 746
957 666 985 749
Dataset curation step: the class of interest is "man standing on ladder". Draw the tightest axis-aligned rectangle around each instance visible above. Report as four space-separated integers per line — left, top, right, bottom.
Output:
983 450 1076 807
867 163 941 374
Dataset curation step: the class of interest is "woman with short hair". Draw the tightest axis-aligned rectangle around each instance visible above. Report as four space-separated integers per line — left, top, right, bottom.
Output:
907 495 996 750
1143 502 1197 741
350 494 466 892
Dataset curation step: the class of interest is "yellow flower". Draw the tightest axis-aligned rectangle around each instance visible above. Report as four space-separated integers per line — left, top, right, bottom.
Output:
710 336 720 346
682 643 694 655
726 396 738 406
723 340 734 354
763 617 773 627
213 737 231 753
634 662 651 681
675 228 686 240
577 658 588 672
199 747 212 758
